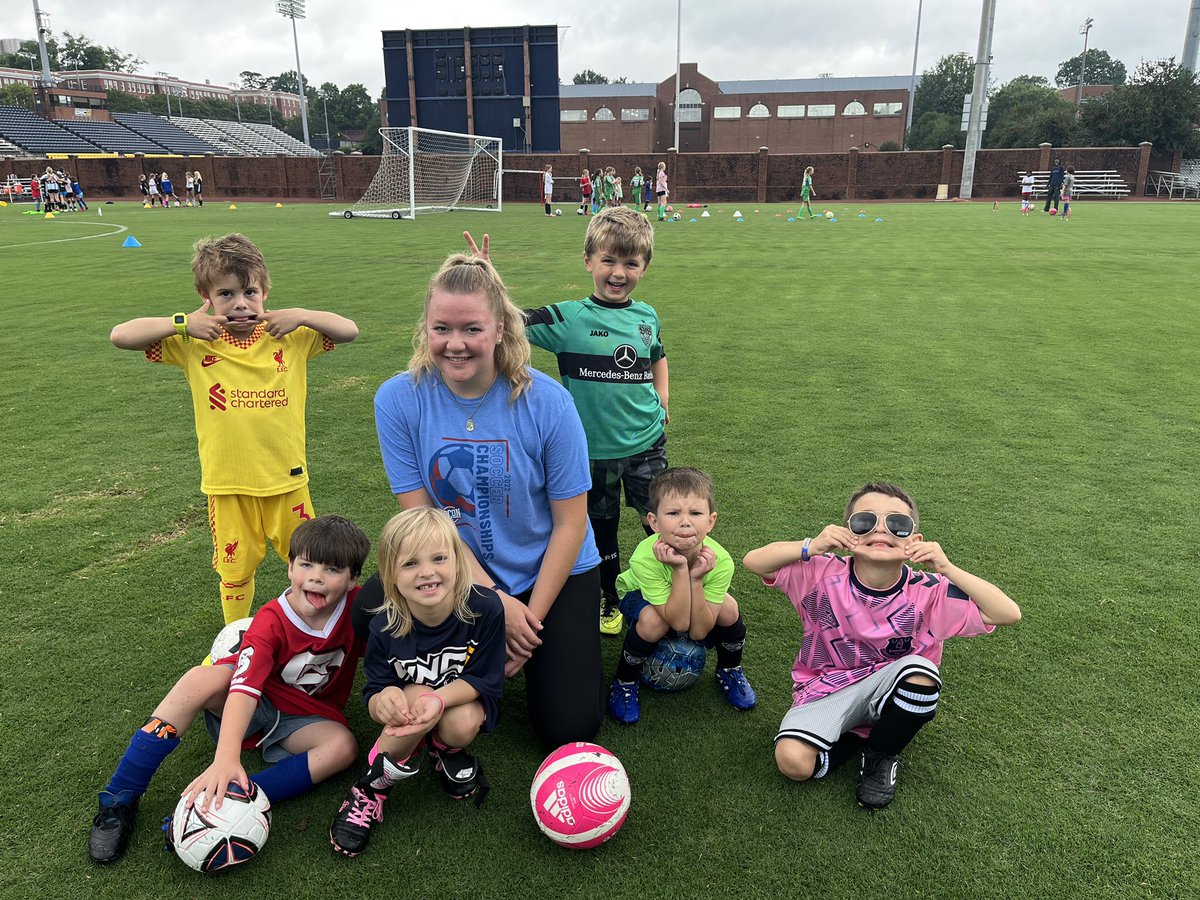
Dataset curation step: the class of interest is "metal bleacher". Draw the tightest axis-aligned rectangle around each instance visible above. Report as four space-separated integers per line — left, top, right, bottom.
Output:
243 122 322 156
208 120 286 155
1028 169 1130 199
1146 169 1200 200
112 112 224 155
170 116 246 154
0 104 100 155
55 119 168 154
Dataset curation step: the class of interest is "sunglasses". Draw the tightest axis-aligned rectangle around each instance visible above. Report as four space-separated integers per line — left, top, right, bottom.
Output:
846 511 916 539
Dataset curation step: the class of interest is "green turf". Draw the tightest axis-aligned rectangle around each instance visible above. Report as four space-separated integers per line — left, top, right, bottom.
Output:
2 197 1197 897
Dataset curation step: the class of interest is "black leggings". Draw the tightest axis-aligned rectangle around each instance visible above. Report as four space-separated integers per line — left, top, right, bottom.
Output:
354 567 603 748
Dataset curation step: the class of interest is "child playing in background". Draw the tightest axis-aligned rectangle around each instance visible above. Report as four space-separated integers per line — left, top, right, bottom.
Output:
643 171 654 211
654 161 669 220
1020 171 1035 216
743 482 1020 810
543 164 554 217
629 167 644 208
524 207 669 637
579 168 593 216
330 508 505 857
800 166 816 219
1061 167 1075 221
88 515 371 864
110 233 359 623
607 468 755 723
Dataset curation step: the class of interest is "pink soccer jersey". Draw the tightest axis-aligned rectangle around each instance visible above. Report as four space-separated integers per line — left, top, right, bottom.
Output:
765 554 993 706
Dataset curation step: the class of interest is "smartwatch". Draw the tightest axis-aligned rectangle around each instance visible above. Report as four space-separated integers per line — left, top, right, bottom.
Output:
173 313 189 342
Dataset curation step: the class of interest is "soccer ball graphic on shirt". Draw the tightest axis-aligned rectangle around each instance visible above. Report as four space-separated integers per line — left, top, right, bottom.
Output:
168 781 271 872
531 742 630 849
641 631 707 691
429 444 477 518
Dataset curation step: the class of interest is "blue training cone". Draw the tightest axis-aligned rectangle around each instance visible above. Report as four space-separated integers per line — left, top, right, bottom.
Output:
122 235 142 248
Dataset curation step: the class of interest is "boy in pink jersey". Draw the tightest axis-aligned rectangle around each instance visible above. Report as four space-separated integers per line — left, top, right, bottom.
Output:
743 482 1020 809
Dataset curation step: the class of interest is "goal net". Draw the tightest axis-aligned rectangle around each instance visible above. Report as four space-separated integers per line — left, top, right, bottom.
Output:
334 126 503 220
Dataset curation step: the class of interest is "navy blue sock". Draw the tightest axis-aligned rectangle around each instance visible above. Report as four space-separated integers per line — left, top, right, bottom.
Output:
105 727 179 799
614 628 659 682
250 752 314 804
710 614 747 669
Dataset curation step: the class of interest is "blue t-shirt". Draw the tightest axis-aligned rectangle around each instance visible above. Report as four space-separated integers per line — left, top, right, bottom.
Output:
375 367 600 595
362 586 506 731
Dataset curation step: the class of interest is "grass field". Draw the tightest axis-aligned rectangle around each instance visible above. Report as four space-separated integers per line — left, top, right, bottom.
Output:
2 195 1198 898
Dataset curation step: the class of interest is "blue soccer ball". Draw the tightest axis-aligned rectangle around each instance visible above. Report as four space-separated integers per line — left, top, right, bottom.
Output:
428 443 477 519
641 632 707 692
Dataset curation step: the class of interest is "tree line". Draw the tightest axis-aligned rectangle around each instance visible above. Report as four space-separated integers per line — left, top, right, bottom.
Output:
907 50 1199 155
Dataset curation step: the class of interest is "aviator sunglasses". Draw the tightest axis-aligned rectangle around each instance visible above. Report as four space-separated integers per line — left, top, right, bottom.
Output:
846 511 916 539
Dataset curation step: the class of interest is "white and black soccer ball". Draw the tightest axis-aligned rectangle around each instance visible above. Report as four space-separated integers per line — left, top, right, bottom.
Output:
554 208 563 216
671 212 681 221
209 617 253 664
576 208 584 215
168 781 271 872
641 632 707 692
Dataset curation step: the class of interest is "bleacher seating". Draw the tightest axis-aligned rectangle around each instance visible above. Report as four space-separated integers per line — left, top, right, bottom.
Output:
0 105 100 155
210 120 296 155
55 119 167 154
1146 170 1200 200
243 122 322 156
112 112 224 155
170 116 246 154
1029 169 1130 198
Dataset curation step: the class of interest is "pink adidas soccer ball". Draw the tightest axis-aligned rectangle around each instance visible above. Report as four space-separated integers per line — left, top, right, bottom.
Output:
530 742 630 849
1049 208 1058 215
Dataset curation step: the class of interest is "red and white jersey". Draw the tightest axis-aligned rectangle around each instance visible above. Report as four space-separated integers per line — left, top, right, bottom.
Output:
223 586 365 725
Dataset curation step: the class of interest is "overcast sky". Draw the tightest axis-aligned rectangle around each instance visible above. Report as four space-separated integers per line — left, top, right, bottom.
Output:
1 1 1190 92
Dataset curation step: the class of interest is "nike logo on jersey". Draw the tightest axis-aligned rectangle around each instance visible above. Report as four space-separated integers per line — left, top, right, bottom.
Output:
201 355 222 367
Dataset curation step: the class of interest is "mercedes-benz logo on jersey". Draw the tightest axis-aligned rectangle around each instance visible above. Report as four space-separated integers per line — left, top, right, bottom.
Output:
613 344 637 369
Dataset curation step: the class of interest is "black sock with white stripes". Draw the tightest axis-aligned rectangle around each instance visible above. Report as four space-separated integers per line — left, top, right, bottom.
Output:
867 679 940 756
812 733 864 780
709 614 747 669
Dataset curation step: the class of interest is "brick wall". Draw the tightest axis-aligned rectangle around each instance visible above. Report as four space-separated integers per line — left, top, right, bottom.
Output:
37 144 1152 203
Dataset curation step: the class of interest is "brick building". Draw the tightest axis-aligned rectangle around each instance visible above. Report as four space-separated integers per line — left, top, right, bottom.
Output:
559 64 912 154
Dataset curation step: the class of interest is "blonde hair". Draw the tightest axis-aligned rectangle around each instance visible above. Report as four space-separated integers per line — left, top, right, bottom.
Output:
408 253 532 401
657 161 666 171
373 508 476 638
584 206 655 264
804 166 814 175
192 233 271 294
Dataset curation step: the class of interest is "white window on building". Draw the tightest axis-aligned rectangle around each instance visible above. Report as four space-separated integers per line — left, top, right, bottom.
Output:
621 108 649 121
808 104 835 118
594 106 615 121
843 101 866 116
748 103 770 118
676 88 702 123
777 105 805 118
560 109 587 123
874 101 903 115
713 106 741 119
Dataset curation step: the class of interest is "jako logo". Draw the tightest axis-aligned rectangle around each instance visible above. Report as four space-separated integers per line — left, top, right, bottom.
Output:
209 383 227 411
273 349 287 372
542 781 576 825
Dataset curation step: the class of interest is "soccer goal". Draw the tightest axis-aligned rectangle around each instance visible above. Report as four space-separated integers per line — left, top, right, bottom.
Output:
333 126 503 220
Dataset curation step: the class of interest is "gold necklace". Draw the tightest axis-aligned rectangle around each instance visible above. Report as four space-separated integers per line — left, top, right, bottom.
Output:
440 376 497 432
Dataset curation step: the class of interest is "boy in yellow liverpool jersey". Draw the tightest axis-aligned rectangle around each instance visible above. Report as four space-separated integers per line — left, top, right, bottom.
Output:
111 233 358 623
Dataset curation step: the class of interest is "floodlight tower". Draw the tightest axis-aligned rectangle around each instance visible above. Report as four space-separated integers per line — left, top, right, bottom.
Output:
906 0 924 146
30 0 56 114
958 0 996 199
1076 17 1094 110
276 0 312 147
1186 1 1200 72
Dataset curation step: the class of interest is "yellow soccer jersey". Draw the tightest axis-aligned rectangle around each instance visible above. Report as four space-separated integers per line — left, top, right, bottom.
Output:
147 324 334 496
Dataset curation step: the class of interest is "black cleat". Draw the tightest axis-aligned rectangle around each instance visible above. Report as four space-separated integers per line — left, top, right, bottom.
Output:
428 744 486 803
89 792 139 864
856 749 900 809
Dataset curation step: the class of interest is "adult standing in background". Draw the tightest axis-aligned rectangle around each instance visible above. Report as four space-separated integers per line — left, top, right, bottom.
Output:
1044 158 1065 213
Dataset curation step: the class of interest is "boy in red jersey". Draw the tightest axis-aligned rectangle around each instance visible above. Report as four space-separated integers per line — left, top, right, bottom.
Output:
88 515 371 864
110 233 358 623
744 482 1020 810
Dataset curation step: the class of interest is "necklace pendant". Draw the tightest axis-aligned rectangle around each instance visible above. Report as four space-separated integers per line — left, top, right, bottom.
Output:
466 418 475 432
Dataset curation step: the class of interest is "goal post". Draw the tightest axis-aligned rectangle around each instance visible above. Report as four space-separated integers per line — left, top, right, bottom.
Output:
332 126 503 219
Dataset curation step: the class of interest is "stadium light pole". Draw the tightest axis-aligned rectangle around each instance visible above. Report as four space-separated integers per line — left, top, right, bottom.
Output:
958 0 996 199
673 0 681 151
232 87 242 122
906 0 924 148
276 0 312 147
1075 17 1094 110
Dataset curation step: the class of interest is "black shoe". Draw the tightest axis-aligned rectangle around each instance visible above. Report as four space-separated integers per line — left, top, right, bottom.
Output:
428 744 486 802
89 792 139 864
856 749 900 809
329 785 388 857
